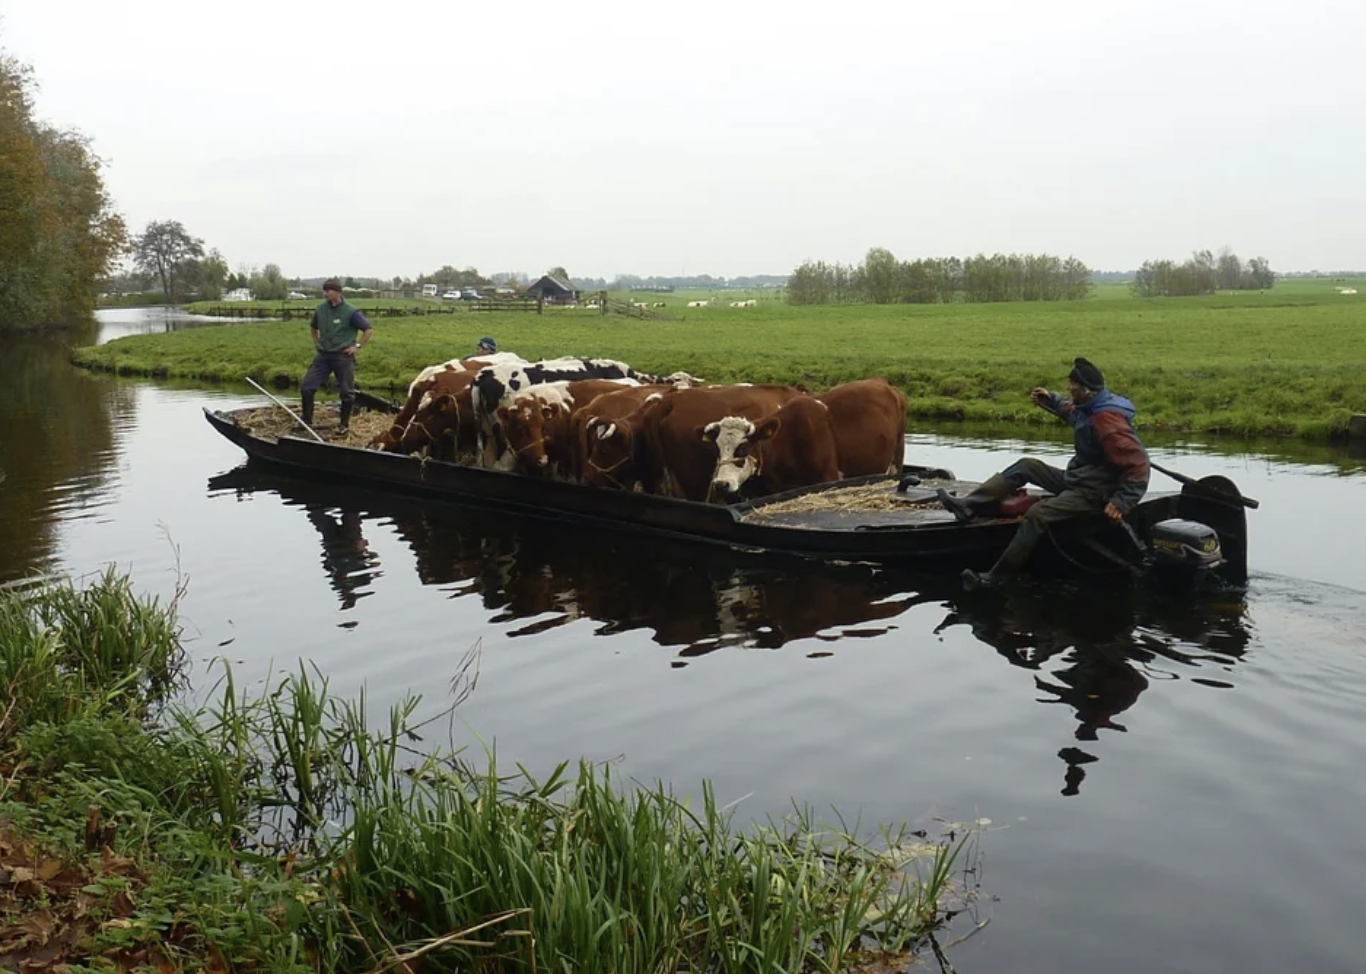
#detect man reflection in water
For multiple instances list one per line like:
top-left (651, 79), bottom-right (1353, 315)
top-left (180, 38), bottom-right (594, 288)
top-left (938, 587), bottom-right (1249, 796)
top-left (306, 506), bottom-right (380, 610)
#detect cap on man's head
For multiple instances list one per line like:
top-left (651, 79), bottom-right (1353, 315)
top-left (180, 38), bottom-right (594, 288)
top-left (322, 278), bottom-right (343, 293)
top-left (1069, 357), bottom-right (1105, 392)
top-left (477, 336), bottom-right (497, 353)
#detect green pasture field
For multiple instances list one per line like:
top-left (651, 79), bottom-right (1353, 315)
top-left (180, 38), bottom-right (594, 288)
top-left (77, 286), bottom-right (1366, 440)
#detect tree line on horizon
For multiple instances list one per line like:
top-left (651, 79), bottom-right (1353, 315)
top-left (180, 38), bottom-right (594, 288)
top-left (786, 248), bottom-right (1094, 306)
top-left (1129, 249), bottom-right (1274, 297)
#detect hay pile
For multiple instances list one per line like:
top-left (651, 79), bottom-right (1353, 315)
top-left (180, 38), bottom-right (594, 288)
top-left (743, 480), bottom-right (947, 519)
top-left (232, 405), bottom-right (396, 447)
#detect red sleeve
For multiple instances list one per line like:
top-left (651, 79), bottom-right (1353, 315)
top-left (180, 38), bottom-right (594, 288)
top-left (1092, 412), bottom-right (1149, 483)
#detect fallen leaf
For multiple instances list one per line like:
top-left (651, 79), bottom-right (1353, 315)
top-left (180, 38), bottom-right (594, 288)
top-left (8, 867), bottom-right (35, 884)
top-left (37, 859), bottom-right (63, 882)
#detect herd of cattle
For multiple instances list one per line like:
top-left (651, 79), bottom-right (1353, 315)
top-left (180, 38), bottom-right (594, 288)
top-left (367, 351), bottom-right (906, 503)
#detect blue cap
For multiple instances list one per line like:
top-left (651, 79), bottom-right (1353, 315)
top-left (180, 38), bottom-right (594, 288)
top-left (477, 336), bottom-right (497, 353)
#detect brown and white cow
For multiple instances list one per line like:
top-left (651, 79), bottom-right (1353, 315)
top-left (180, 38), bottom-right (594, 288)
top-left (496, 378), bottom-right (642, 478)
top-left (705, 397), bottom-right (841, 499)
top-left (706, 377), bottom-right (907, 499)
top-left (641, 384), bottom-right (805, 502)
top-left (471, 357), bottom-right (644, 468)
top-left (369, 352), bottom-right (526, 451)
top-left (390, 369), bottom-right (478, 459)
top-left (575, 385), bottom-right (679, 490)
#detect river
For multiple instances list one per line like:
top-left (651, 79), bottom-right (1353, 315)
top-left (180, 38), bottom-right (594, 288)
top-left (2, 308), bottom-right (1365, 973)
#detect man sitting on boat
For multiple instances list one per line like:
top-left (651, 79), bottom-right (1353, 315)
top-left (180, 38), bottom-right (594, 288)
top-left (937, 357), bottom-right (1151, 589)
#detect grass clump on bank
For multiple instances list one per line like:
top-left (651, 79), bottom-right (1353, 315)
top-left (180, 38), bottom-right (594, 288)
top-left (0, 570), bottom-right (976, 972)
top-left (71, 292), bottom-right (1366, 440)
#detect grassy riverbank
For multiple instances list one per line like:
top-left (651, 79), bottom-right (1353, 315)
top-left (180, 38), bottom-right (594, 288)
top-left (72, 289), bottom-right (1366, 439)
top-left (0, 571), bottom-right (972, 972)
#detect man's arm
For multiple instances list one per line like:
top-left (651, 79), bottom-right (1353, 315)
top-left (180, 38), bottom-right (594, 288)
top-left (348, 310), bottom-right (373, 354)
top-left (1093, 412), bottom-right (1150, 514)
top-left (1031, 387), bottom-right (1070, 419)
top-left (310, 309), bottom-right (320, 348)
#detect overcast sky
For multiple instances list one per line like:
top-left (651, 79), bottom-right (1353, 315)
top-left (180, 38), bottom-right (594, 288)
top-left (4, 0), bottom-right (1363, 280)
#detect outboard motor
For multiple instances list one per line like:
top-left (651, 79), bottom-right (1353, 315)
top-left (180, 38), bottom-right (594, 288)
top-left (1148, 518), bottom-right (1224, 585)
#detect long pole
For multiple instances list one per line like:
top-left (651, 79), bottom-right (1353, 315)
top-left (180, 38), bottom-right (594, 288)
top-left (1150, 461), bottom-right (1260, 509)
top-left (243, 376), bottom-right (325, 443)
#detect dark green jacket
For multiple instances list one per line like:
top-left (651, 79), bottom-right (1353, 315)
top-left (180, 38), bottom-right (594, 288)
top-left (311, 300), bottom-right (373, 353)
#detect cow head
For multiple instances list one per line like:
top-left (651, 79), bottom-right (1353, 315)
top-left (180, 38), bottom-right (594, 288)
top-left (582, 416), bottom-right (635, 489)
top-left (701, 415), bottom-right (778, 498)
top-left (399, 393), bottom-right (461, 455)
top-left (497, 400), bottom-right (557, 473)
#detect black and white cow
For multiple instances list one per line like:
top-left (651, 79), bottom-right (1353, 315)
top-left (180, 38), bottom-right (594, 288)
top-left (471, 358), bottom-right (643, 468)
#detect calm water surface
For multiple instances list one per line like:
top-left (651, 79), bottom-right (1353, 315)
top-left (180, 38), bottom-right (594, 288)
top-left (3, 310), bottom-right (1366, 973)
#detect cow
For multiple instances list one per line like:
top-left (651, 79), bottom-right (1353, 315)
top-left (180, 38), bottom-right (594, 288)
top-left (576, 386), bottom-right (680, 491)
top-left (705, 378), bottom-right (907, 499)
top-left (640, 384), bottom-right (805, 502)
top-left (496, 378), bottom-right (641, 478)
top-left (705, 397), bottom-right (840, 499)
top-left (470, 357), bottom-right (643, 468)
top-left (815, 378), bottom-right (906, 477)
top-left (387, 368), bottom-right (479, 459)
top-left (368, 353), bottom-right (524, 451)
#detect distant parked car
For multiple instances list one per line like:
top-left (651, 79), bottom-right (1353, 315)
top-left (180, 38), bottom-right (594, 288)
top-left (287, 291), bottom-right (308, 300)
top-left (461, 290), bottom-right (482, 301)
top-left (442, 290), bottom-right (461, 300)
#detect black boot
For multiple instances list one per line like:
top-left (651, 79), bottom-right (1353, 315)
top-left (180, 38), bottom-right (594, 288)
top-left (301, 391), bottom-right (315, 428)
top-left (938, 474), bottom-right (1013, 524)
top-left (962, 519), bottom-right (1043, 589)
top-left (338, 399), bottom-right (353, 436)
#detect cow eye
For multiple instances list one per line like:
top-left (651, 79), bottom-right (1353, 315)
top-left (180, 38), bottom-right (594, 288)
top-left (734, 443), bottom-right (749, 457)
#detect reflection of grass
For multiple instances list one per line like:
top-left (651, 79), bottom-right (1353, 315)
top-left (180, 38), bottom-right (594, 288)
top-left (73, 290), bottom-right (1366, 440)
top-left (2, 570), bottom-right (975, 972)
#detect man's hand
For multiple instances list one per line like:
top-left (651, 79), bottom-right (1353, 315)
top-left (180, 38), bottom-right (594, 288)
top-left (1104, 501), bottom-right (1124, 524)
top-left (1030, 387), bottom-right (1051, 407)
top-left (345, 345), bottom-right (358, 357)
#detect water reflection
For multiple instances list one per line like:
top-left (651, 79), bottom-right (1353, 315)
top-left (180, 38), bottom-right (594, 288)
top-left (208, 466), bottom-right (1255, 794)
top-left (933, 584), bottom-right (1250, 795)
top-left (0, 337), bottom-right (136, 583)
top-left (303, 505), bottom-right (382, 612)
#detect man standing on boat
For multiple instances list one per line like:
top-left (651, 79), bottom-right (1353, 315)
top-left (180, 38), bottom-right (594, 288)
top-left (301, 279), bottom-right (373, 436)
top-left (937, 357), bottom-right (1150, 589)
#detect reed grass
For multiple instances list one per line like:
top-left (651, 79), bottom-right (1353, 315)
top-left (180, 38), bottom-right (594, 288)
top-left (0, 571), bottom-right (977, 972)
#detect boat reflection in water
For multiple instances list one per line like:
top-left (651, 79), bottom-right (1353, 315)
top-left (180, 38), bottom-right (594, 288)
top-left (210, 466), bottom-right (1252, 794)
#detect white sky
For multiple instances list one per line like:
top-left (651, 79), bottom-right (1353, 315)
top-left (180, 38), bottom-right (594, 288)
top-left (4, 0), bottom-right (1364, 280)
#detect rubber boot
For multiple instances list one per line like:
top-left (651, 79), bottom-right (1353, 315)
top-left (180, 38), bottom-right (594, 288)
top-left (937, 474), bottom-right (1013, 524)
top-left (301, 391), bottom-right (315, 428)
top-left (338, 399), bottom-right (353, 436)
top-left (962, 519), bottom-right (1044, 590)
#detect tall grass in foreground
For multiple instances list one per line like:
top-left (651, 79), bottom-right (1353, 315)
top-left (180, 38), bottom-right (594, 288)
top-left (0, 571), bottom-right (978, 973)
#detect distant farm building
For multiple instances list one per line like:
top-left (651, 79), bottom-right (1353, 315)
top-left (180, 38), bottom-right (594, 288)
top-left (224, 288), bottom-right (254, 302)
top-left (524, 275), bottom-right (580, 304)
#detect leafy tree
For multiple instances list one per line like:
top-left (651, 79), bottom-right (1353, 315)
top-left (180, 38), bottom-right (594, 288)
top-left (249, 263), bottom-right (288, 301)
top-left (860, 247), bottom-right (899, 304)
top-left (131, 220), bottom-right (204, 305)
top-left (547, 266), bottom-right (571, 283)
top-left (1, 50), bottom-right (126, 327)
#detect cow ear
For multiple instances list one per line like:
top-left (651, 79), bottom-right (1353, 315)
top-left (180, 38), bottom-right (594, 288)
top-left (752, 418), bottom-right (779, 442)
top-left (437, 395), bottom-right (457, 412)
top-left (699, 422), bottom-right (720, 443)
